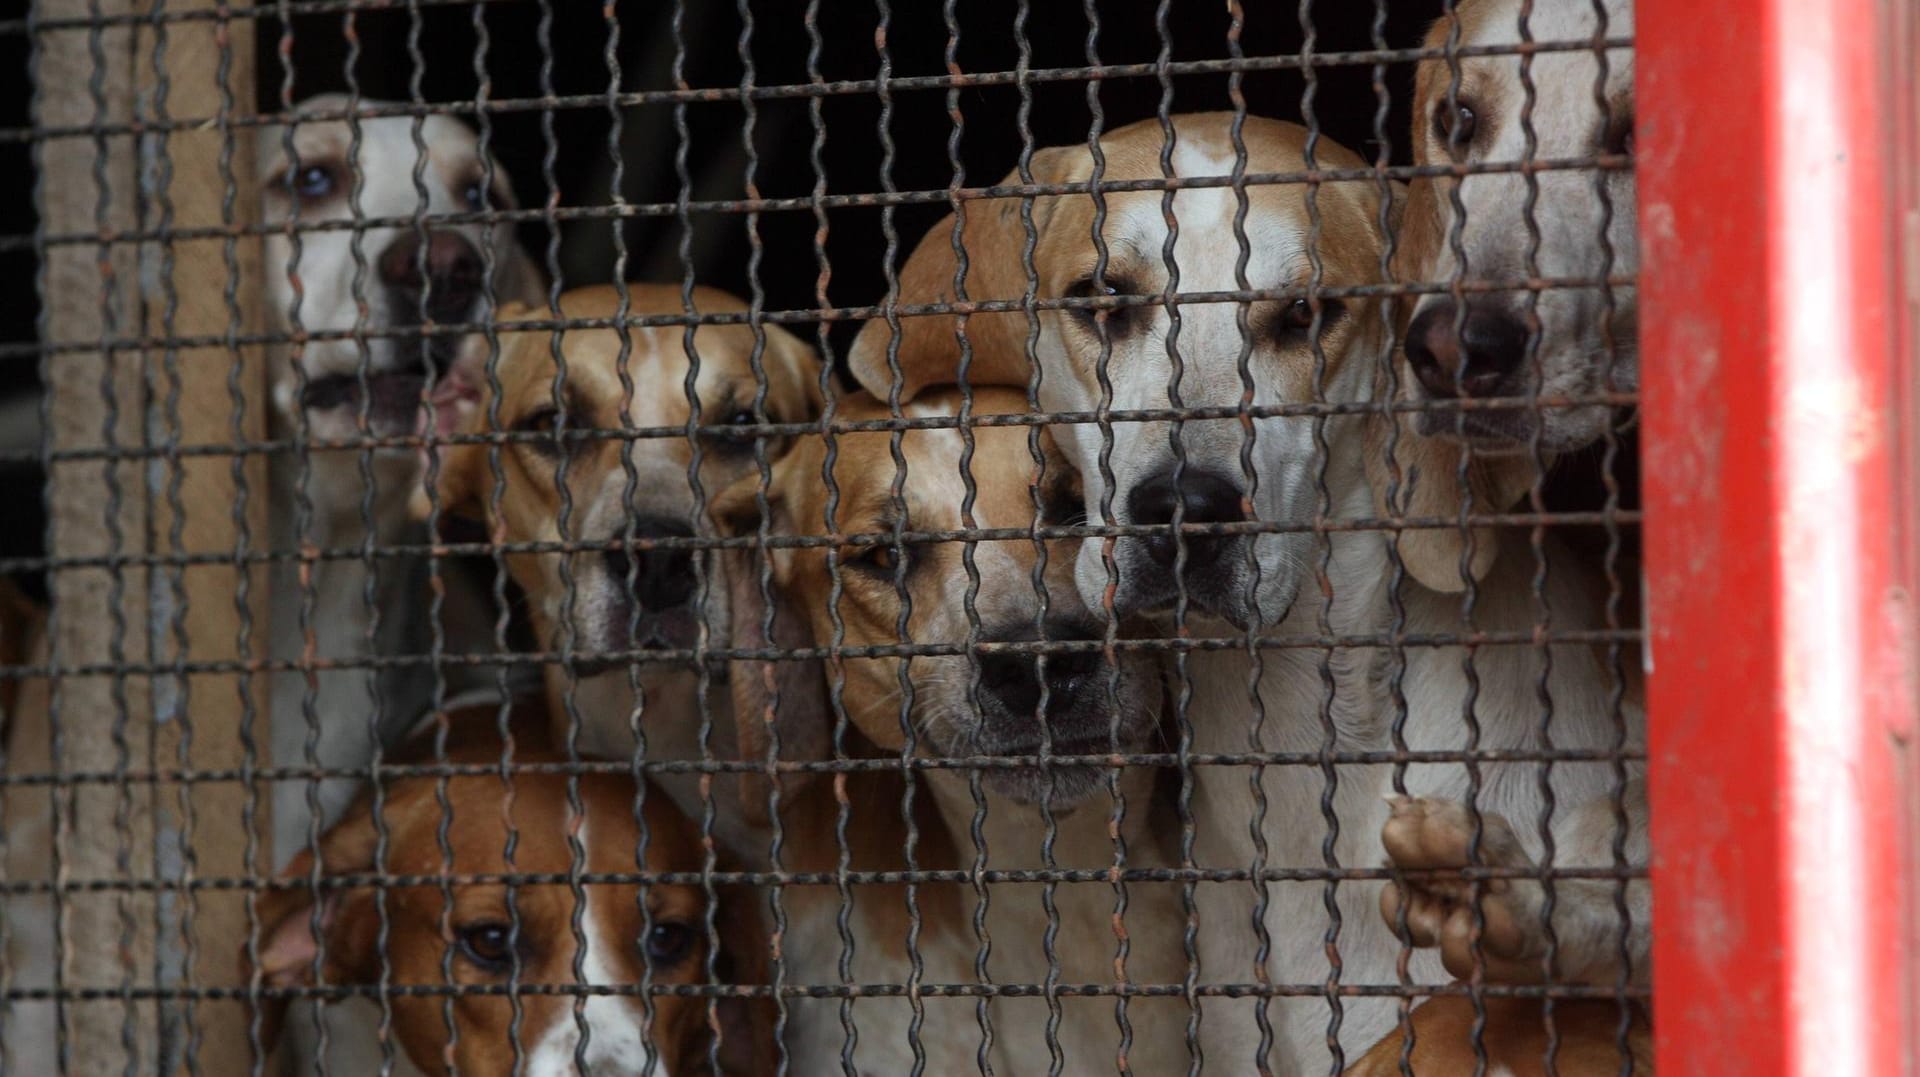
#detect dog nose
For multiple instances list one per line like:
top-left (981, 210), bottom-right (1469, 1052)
top-left (1126, 468), bottom-right (1246, 570)
top-left (603, 518), bottom-right (696, 612)
top-left (978, 621), bottom-right (1107, 722)
top-left (378, 230), bottom-right (484, 323)
top-left (1404, 300), bottom-right (1530, 399)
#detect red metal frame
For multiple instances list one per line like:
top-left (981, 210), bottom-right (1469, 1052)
top-left (1641, 0), bottom-right (1918, 1072)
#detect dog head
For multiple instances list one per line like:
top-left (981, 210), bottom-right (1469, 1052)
top-left (431, 284), bottom-right (824, 674)
top-left (712, 387), bottom-right (1163, 813)
top-left (1395, 0), bottom-right (1637, 453)
top-left (848, 113), bottom-right (1398, 631)
top-left (245, 711), bottom-right (773, 1075)
top-left (257, 95), bottom-right (545, 467)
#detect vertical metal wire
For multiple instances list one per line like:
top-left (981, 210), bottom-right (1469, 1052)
top-left (793, 4), bottom-right (837, 1071)
top-left (140, 6), bottom-right (198, 1067)
top-left (727, 6), bottom-right (775, 1071)
top-left (938, 9), bottom-right (1000, 1073)
top-left (1435, 4), bottom-right (1495, 1068)
top-left (1135, 6), bottom-right (1202, 1073)
top-left (264, 4), bottom-right (311, 1070)
top-left (460, 2), bottom-right (531, 1068)
top-left (1583, 1), bottom-right (1638, 1063)
top-left (598, 7), bottom-right (666, 1074)
top-left (81, 0), bottom-right (140, 1066)
top-left (1366, 3), bottom-right (1420, 1074)
top-left (1290, 8), bottom-right (1351, 1073)
top-left (1218, 4), bottom-right (1276, 1072)
top-left (871, 6), bottom-right (930, 1071)
top-left (1507, 5), bottom-right (1570, 1071)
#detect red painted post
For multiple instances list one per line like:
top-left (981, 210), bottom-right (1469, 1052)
top-left (1639, 0), bottom-right (1918, 1073)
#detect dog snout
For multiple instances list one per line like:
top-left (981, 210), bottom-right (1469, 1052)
top-left (379, 229), bottom-right (484, 326)
top-left (1126, 468), bottom-right (1246, 571)
top-left (978, 628), bottom-right (1106, 723)
top-left (605, 518), bottom-right (697, 612)
top-left (1404, 301), bottom-right (1530, 399)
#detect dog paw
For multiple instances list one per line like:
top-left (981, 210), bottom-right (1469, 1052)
top-left (1378, 795), bottom-right (1546, 983)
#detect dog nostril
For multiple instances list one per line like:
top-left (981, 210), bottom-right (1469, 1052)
top-left (379, 230), bottom-right (484, 317)
top-left (979, 651), bottom-right (1043, 720)
top-left (1125, 468), bottom-right (1246, 570)
top-left (607, 519), bottom-right (698, 613)
top-left (1406, 301), bottom-right (1529, 400)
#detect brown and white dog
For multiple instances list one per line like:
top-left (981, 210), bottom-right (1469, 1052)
top-left (246, 703), bottom-right (773, 1076)
top-left (429, 283), bottom-right (824, 860)
top-left (850, 111), bottom-right (1645, 1071)
top-left (709, 386), bottom-right (1190, 1073)
top-left (258, 95), bottom-right (546, 870)
top-left (1344, 992), bottom-right (1651, 1076)
top-left (1392, 0), bottom-right (1636, 456)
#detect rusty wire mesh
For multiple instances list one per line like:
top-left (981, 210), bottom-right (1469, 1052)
top-left (1, 1), bottom-right (1644, 1074)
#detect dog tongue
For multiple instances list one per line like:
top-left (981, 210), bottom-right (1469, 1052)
top-left (425, 372), bottom-right (481, 437)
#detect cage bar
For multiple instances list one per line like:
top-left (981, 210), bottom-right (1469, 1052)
top-left (1639, 0), bottom-right (1919, 1072)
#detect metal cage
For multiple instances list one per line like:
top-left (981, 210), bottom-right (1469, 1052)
top-left (0, 1), bottom-right (1912, 1074)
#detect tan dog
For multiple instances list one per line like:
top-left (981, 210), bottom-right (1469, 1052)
top-left (1345, 993), bottom-right (1651, 1076)
top-left (247, 703), bottom-right (773, 1076)
top-left (258, 95), bottom-right (547, 873)
top-left (848, 112), bottom-right (1645, 1071)
top-left (710, 386), bottom-right (1190, 1073)
top-left (1371, 0), bottom-right (1638, 593)
top-left (430, 283), bottom-right (824, 861)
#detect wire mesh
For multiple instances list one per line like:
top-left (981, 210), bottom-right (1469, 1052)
top-left (2, 1), bottom-right (1646, 1074)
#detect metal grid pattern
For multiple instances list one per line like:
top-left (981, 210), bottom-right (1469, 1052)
top-left (0, 1), bottom-right (1645, 1074)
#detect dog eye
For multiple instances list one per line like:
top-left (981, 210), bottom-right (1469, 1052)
top-left (726, 408), bottom-right (757, 427)
top-left (1433, 101), bottom-right (1478, 151)
top-left (847, 541), bottom-right (902, 576)
top-left (456, 921), bottom-right (516, 972)
top-left (1064, 275), bottom-right (1140, 338)
top-left (462, 180), bottom-right (500, 212)
top-left (1274, 298), bottom-right (1345, 339)
top-left (516, 407), bottom-right (567, 455)
top-left (287, 164), bottom-right (337, 201)
top-left (642, 922), bottom-right (697, 967)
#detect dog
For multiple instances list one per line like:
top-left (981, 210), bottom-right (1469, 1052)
top-left (1373, 0), bottom-right (1640, 595)
top-left (709, 386), bottom-right (1191, 1073)
top-left (245, 701), bottom-right (773, 1075)
top-left (0, 577), bottom-right (56, 1069)
top-left (1392, 0), bottom-right (1636, 457)
top-left (258, 95), bottom-right (546, 871)
top-left (1344, 992), bottom-right (1651, 1075)
top-left (428, 282), bottom-right (825, 861)
top-left (847, 111), bottom-right (1646, 1071)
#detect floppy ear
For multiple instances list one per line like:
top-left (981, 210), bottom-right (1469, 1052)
top-left (754, 322), bottom-right (830, 423)
top-left (710, 473), bottom-right (830, 829)
top-left (413, 300), bottom-right (539, 524)
top-left (703, 881), bottom-right (778, 1076)
top-left (847, 145), bottom-right (1082, 402)
top-left (239, 800), bottom-right (383, 1053)
top-left (1364, 408), bottom-right (1535, 592)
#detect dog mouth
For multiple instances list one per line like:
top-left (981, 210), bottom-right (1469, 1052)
top-left (299, 370), bottom-right (480, 440)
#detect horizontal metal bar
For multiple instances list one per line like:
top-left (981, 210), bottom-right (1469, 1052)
top-left (8, 272), bottom-right (1637, 361)
top-left (0, 39), bottom-right (1634, 138)
top-left (0, 389), bottom-right (1642, 468)
top-left (0, 745), bottom-right (1649, 790)
top-left (0, 862), bottom-right (1648, 899)
top-left (3, 980), bottom-right (1649, 1004)
top-left (0, 627), bottom-right (1647, 682)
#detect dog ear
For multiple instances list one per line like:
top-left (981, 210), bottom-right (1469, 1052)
top-left (709, 472), bottom-right (830, 829)
top-left (1364, 408), bottom-right (1534, 592)
top-left (239, 799), bottom-right (384, 1054)
top-left (754, 321), bottom-right (830, 424)
top-left (415, 301), bottom-right (540, 525)
top-left (847, 145), bottom-right (1082, 403)
top-left (701, 881), bottom-right (778, 1076)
